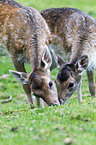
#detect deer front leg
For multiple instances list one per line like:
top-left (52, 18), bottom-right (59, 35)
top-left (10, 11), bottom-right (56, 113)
top-left (11, 59), bottom-right (33, 108)
top-left (77, 79), bottom-right (82, 103)
top-left (35, 97), bottom-right (41, 107)
top-left (35, 97), bottom-right (47, 108)
top-left (22, 84), bottom-right (33, 108)
top-left (86, 67), bottom-right (95, 98)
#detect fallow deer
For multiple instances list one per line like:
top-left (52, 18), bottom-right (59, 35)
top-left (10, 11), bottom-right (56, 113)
top-left (0, 1), bottom-right (60, 107)
top-left (40, 8), bottom-right (96, 104)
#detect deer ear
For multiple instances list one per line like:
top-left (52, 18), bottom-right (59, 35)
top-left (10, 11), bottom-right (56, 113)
top-left (9, 70), bottom-right (28, 84)
top-left (76, 55), bottom-right (89, 73)
top-left (51, 50), bottom-right (66, 67)
top-left (41, 46), bottom-right (52, 69)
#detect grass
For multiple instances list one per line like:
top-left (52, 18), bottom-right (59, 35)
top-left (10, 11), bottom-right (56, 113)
top-left (0, 0), bottom-right (96, 145)
top-left (17, 0), bottom-right (96, 19)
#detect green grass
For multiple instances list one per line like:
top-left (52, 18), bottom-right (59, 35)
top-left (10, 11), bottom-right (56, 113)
top-left (17, 0), bottom-right (96, 19)
top-left (0, 0), bottom-right (96, 145)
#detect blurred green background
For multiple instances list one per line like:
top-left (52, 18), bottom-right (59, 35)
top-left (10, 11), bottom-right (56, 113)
top-left (17, 0), bottom-right (96, 19)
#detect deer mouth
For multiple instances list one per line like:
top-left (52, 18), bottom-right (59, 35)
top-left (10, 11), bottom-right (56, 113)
top-left (59, 98), bottom-right (68, 105)
top-left (50, 101), bottom-right (60, 106)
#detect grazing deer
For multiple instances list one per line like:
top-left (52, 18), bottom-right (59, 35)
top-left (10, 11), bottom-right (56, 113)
top-left (40, 8), bottom-right (96, 104)
top-left (0, 0), bottom-right (60, 107)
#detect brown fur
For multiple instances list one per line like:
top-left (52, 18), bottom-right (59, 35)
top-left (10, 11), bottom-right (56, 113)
top-left (40, 8), bottom-right (96, 104)
top-left (0, 1), bottom-right (60, 107)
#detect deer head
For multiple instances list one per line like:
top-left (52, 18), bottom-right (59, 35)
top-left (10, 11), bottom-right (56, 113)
top-left (55, 55), bottom-right (89, 104)
top-left (9, 47), bottom-right (60, 106)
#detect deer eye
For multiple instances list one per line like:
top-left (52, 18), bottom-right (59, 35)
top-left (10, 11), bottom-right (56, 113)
top-left (49, 81), bottom-right (53, 89)
top-left (68, 82), bottom-right (74, 89)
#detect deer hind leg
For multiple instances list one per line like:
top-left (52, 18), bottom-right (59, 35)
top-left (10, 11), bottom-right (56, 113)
top-left (11, 58), bottom-right (33, 108)
top-left (86, 67), bottom-right (95, 98)
top-left (77, 79), bottom-right (82, 103)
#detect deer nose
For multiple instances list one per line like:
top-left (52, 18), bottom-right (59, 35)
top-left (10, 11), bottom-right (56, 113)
top-left (59, 98), bottom-right (68, 105)
top-left (59, 98), bottom-right (63, 104)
